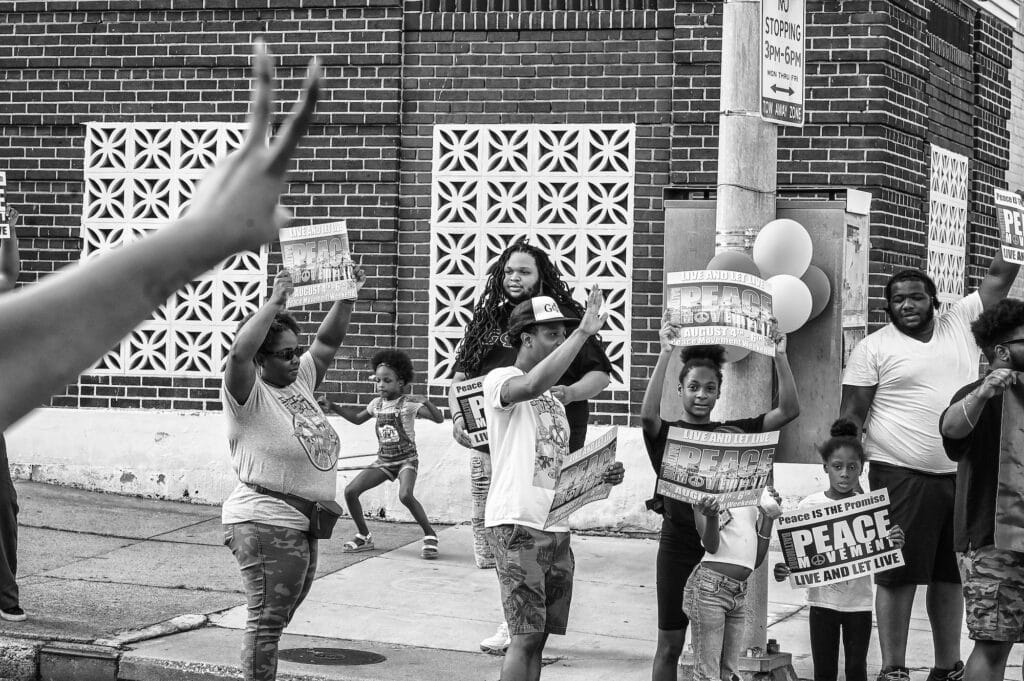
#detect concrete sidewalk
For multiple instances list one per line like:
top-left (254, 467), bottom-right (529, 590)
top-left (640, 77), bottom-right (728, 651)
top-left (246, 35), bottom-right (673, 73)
top-left (2, 481), bottom-right (1022, 680)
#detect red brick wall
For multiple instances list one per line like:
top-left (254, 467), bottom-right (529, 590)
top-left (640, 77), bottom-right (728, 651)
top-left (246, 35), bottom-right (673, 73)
top-left (1, 1), bottom-right (404, 411)
top-left (1, 0), bottom-right (1017, 423)
top-left (401, 4), bottom-right (675, 422)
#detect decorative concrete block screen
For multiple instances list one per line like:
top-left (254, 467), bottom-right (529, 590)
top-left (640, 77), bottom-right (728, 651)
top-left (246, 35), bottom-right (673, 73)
top-left (82, 123), bottom-right (265, 376)
top-left (428, 124), bottom-right (634, 389)
top-left (927, 144), bottom-right (968, 311)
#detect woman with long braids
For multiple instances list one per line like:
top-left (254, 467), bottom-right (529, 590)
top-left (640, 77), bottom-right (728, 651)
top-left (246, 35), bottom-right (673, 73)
top-left (447, 238), bottom-right (612, 653)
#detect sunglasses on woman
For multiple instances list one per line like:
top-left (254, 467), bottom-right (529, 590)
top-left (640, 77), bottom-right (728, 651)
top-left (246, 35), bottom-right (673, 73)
top-left (264, 346), bottom-right (304, 361)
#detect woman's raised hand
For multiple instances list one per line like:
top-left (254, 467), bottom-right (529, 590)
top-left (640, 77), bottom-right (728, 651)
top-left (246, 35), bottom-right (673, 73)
top-left (270, 269), bottom-right (294, 306)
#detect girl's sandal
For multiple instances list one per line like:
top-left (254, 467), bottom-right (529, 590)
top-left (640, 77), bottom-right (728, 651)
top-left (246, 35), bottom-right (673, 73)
top-left (343, 533), bottom-right (373, 553)
top-left (421, 535), bottom-right (439, 560)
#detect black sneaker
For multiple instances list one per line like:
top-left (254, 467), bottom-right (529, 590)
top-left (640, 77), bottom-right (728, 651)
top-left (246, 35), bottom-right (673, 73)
top-left (925, 661), bottom-right (964, 681)
top-left (0, 606), bottom-right (26, 622)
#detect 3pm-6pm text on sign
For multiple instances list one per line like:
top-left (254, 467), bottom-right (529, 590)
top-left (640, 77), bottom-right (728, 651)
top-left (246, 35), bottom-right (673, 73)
top-left (760, 0), bottom-right (805, 127)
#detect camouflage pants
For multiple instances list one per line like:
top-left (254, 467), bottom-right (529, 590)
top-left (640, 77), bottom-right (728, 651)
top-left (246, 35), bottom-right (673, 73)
top-left (470, 450), bottom-right (494, 568)
top-left (224, 523), bottom-right (319, 681)
top-left (958, 545), bottom-right (1024, 642)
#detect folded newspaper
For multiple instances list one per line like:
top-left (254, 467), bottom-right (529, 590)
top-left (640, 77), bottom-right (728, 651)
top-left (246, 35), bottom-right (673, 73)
top-left (544, 428), bottom-right (617, 529)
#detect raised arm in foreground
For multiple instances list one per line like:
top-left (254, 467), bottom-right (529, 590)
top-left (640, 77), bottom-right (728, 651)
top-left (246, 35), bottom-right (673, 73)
top-left (0, 42), bottom-right (319, 431)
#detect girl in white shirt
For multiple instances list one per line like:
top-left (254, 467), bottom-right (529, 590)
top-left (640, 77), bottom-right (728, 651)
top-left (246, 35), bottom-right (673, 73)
top-left (773, 419), bottom-right (905, 681)
top-left (684, 471), bottom-right (783, 681)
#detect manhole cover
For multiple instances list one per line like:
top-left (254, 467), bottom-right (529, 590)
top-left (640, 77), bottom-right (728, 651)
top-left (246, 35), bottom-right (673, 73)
top-left (277, 647), bottom-right (386, 666)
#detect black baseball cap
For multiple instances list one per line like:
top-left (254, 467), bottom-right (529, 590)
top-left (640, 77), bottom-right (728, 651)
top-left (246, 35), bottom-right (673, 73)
top-left (508, 296), bottom-right (580, 338)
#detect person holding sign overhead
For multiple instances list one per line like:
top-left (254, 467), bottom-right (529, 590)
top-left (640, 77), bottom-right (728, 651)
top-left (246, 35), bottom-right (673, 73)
top-left (641, 319), bottom-right (797, 681)
top-left (940, 298), bottom-right (1024, 681)
top-left (773, 419), bottom-right (905, 681)
top-left (447, 239), bottom-right (611, 653)
top-left (482, 290), bottom-right (624, 681)
top-left (841, 250), bottom-right (1019, 681)
top-left (221, 264), bottom-right (364, 681)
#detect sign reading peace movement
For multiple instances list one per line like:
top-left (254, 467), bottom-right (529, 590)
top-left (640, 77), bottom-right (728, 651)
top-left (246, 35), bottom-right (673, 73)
top-left (994, 189), bottom-right (1024, 265)
top-left (656, 426), bottom-right (778, 510)
top-left (452, 376), bottom-right (488, 448)
top-left (777, 490), bottom-right (904, 588)
top-left (665, 270), bottom-right (776, 357)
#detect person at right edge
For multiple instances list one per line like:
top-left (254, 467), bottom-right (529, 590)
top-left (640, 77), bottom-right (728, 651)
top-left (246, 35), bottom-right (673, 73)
top-left (0, 208), bottom-right (23, 622)
top-left (940, 298), bottom-right (1024, 681)
top-left (841, 247), bottom-right (1019, 681)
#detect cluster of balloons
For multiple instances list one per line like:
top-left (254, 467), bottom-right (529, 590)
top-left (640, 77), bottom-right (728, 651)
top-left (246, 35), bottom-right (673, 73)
top-left (706, 218), bottom-right (832, 362)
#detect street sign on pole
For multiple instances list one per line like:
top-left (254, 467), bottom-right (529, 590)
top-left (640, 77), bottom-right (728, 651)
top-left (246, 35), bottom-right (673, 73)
top-left (760, 0), bottom-right (805, 127)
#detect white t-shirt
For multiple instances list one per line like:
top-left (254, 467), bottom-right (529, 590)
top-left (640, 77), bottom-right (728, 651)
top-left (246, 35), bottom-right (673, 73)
top-left (798, 492), bottom-right (873, 612)
top-left (700, 506), bottom-right (759, 571)
top-left (842, 291), bottom-right (982, 473)
top-left (221, 353), bottom-right (341, 530)
top-left (483, 366), bottom-right (571, 532)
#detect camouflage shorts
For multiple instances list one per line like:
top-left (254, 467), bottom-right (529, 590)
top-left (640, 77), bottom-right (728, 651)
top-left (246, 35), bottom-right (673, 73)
top-left (958, 545), bottom-right (1024, 642)
top-left (486, 524), bottom-right (574, 636)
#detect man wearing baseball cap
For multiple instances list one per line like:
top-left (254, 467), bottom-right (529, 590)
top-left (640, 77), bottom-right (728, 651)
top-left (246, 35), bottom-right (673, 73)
top-left (482, 288), bottom-right (626, 681)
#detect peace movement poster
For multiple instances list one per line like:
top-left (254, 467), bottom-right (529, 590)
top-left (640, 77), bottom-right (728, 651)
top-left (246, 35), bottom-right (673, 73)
top-left (664, 270), bottom-right (775, 356)
top-left (545, 428), bottom-right (618, 529)
top-left (655, 427), bottom-right (777, 510)
top-left (280, 220), bottom-right (358, 306)
top-left (776, 490), bottom-right (903, 588)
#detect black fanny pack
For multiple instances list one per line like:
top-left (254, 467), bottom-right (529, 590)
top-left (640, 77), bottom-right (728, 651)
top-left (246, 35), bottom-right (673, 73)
top-left (246, 484), bottom-right (344, 539)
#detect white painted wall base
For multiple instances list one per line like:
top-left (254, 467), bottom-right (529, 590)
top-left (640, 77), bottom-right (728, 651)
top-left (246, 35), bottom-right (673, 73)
top-left (6, 408), bottom-right (843, 532)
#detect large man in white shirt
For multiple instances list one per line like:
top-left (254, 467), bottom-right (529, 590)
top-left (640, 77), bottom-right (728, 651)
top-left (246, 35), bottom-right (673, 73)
top-left (483, 290), bottom-right (624, 681)
top-left (841, 252), bottom-right (1019, 681)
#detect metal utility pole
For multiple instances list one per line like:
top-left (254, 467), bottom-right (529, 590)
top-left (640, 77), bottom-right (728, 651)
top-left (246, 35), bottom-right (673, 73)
top-left (714, 0), bottom-right (778, 655)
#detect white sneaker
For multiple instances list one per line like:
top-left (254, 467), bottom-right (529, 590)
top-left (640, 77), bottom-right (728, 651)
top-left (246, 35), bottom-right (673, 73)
top-left (479, 621), bottom-right (510, 654)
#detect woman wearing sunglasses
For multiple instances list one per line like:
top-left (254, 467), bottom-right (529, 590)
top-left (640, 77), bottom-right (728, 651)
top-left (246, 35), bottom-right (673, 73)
top-left (220, 266), bottom-right (364, 681)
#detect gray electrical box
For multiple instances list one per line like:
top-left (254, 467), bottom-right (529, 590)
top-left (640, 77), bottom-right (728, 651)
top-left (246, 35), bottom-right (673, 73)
top-left (660, 196), bottom-right (869, 464)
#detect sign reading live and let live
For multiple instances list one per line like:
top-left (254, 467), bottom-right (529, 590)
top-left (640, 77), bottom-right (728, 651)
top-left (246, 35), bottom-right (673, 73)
top-left (760, 0), bottom-right (805, 127)
top-left (656, 427), bottom-right (777, 510)
top-left (997, 382), bottom-right (1024, 552)
top-left (665, 270), bottom-right (776, 357)
top-left (0, 171), bottom-right (9, 239)
top-left (545, 428), bottom-right (618, 529)
top-left (994, 189), bottom-right (1024, 265)
top-left (452, 376), bottom-right (488, 448)
top-left (777, 490), bottom-right (904, 588)
top-left (280, 220), bottom-right (358, 306)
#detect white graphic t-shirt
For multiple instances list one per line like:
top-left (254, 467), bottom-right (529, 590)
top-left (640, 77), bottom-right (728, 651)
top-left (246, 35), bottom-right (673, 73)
top-left (842, 291), bottom-right (982, 473)
top-left (221, 353), bottom-right (341, 530)
top-left (483, 366), bottom-right (571, 532)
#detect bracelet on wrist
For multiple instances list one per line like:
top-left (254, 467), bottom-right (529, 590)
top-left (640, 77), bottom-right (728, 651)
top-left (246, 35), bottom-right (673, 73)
top-left (961, 400), bottom-right (977, 429)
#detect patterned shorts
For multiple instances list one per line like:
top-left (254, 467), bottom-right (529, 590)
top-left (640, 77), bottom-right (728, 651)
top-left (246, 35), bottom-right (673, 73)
top-left (486, 524), bottom-right (574, 636)
top-left (958, 545), bottom-right (1024, 642)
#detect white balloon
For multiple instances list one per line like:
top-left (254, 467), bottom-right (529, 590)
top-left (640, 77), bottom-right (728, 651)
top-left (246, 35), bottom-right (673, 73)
top-left (723, 345), bottom-right (752, 363)
top-left (753, 219), bottom-right (813, 278)
top-left (766, 274), bottom-right (813, 334)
